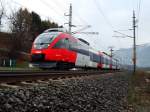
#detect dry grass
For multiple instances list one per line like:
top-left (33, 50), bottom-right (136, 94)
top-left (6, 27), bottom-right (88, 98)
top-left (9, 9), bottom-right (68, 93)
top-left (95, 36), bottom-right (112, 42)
top-left (128, 70), bottom-right (150, 112)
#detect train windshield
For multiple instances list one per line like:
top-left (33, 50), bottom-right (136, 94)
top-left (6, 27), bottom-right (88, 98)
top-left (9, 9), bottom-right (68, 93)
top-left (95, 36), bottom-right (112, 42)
top-left (34, 32), bottom-right (59, 49)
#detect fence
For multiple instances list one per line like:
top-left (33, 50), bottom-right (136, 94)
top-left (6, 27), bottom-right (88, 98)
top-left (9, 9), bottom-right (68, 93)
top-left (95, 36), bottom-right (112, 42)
top-left (0, 58), bottom-right (16, 67)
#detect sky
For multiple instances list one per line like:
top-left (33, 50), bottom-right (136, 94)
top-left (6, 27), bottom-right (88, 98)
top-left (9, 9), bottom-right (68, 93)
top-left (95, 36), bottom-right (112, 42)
top-left (1, 0), bottom-right (150, 52)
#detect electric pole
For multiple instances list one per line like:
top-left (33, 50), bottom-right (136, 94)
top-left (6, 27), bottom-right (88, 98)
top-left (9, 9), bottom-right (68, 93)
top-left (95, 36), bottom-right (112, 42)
top-left (109, 46), bottom-right (114, 57)
top-left (65, 4), bottom-right (97, 35)
top-left (69, 4), bottom-right (72, 34)
top-left (113, 11), bottom-right (137, 74)
top-left (133, 10), bottom-right (136, 74)
top-left (65, 3), bottom-right (73, 34)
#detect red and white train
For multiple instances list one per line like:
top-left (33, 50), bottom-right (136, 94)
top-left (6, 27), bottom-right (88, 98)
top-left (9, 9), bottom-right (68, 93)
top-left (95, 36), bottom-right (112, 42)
top-left (30, 28), bottom-right (119, 70)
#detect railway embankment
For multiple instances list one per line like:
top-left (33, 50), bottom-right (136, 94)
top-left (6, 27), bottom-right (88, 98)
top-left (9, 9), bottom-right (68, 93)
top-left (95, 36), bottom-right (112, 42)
top-left (0, 72), bottom-right (131, 112)
top-left (127, 71), bottom-right (150, 112)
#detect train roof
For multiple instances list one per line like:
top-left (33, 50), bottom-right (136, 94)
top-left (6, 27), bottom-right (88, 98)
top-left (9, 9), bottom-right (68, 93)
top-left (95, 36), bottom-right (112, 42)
top-left (78, 38), bottom-right (90, 45)
top-left (102, 52), bottom-right (111, 57)
top-left (44, 28), bottom-right (68, 33)
top-left (43, 28), bottom-right (91, 47)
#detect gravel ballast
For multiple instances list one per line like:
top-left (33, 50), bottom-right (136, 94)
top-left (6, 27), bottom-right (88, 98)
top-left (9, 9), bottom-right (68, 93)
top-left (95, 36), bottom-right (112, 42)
top-left (0, 72), bottom-right (129, 112)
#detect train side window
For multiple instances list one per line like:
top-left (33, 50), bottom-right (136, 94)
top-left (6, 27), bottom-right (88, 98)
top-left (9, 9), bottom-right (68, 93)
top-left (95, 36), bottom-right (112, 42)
top-left (107, 59), bottom-right (110, 65)
top-left (99, 56), bottom-right (101, 63)
top-left (107, 59), bottom-right (109, 65)
top-left (101, 56), bottom-right (104, 64)
top-left (53, 39), bottom-right (65, 48)
top-left (110, 60), bottom-right (112, 65)
top-left (93, 54), bottom-right (100, 63)
top-left (105, 59), bottom-right (108, 65)
top-left (69, 40), bottom-right (78, 50)
top-left (53, 38), bottom-right (70, 49)
top-left (108, 59), bottom-right (110, 65)
top-left (105, 59), bottom-right (107, 65)
top-left (113, 61), bottom-right (115, 65)
top-left (64, 38), bottom-right (69, 48)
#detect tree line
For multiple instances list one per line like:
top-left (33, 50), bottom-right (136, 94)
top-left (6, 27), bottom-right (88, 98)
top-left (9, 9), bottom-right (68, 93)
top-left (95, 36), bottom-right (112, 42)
top-left (0, 6), bottom-right (61, 59)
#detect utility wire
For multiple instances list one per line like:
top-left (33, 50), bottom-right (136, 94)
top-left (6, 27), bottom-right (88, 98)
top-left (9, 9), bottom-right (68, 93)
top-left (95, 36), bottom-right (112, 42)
top-left (76, 14), bottom-right (89, 26)
top-left (50, 0), bottom-right (86, 25)
top-left (11, 0), bottom-right (26, 8)
top-left (73, 16), bottom-right (87, 26)
top-left (136, 0), bottom-right (142, 43)
top-left (16, 0), bottom-right (65, 25)
top-left (51, 0), bottom-right (66, 13)
top-left (46, 0), bottom-right (67, 17)
top-left (39, 0), bottom-right (64, 17)
top-left (39, 0), bottom-right (84, 27)
top-left (30, 0), bottom-right (90, 30)
top-left (39, 0), bottom-right (68, 24)
top-left (137, 0), bottom-right (142, 20)
top-left (93, 0), bottom-right (114, 30)
top-left (69, 4), bottom-right (88, 26)
top-left (10, 0), bottom-right (57, 23)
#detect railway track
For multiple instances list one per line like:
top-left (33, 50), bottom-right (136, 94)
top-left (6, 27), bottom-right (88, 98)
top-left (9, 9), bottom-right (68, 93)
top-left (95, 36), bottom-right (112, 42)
top-left (0, 70), bottom-right (119, 88)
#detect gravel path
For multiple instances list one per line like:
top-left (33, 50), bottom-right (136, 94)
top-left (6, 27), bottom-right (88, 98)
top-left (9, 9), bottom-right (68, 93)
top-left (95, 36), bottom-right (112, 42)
top-left (0, 72), bottom-right (130, 112)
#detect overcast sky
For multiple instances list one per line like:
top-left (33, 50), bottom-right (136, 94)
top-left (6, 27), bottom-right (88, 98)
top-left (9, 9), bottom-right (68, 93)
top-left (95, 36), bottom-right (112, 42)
top-left (2, 0), bottom-right (150, 52)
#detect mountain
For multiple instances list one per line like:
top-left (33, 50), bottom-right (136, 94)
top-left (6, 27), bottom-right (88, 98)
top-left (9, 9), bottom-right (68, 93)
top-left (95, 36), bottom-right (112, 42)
top-left (114, 43), bottom-right (150, 67)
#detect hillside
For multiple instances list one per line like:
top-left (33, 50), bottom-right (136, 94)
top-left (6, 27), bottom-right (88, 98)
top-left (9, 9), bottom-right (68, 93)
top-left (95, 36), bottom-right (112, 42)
top-left (114, 43), bottom-right (150, 67)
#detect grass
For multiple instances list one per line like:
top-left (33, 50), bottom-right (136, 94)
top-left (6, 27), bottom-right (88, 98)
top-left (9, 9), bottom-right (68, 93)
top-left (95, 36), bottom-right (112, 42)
top-left (0, 61), bottom-right (41, 71)
top-left (128, 70), bottom-right (150, 112)
top-left (0, 67), bottom-right (40, 71)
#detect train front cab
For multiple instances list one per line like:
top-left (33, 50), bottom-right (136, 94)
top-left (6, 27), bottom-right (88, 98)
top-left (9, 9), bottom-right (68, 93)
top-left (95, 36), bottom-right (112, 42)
top-left (30, 32), bottom-right (77, 69)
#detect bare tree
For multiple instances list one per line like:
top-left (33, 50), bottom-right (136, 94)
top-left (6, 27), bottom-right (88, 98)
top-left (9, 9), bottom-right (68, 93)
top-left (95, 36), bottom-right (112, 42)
top-left (0, 0), bottom-right (5, 31)
top-left (8, 8), bottom-right (32, 57)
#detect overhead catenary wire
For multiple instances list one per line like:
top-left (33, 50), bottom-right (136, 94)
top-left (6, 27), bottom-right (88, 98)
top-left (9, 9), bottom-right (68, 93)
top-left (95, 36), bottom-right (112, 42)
top-left (66, 4), bottom-right (89, 27)
top-left (10, 0), bottom-right (64, 25)
top-left (136, 0), bottom-right (142, 43)
top-left (91, 0), bottom-right (119, 50)
top-left (51, 0), bottom-right (65, 11)
top-left (75, 14), bottom-right (89, 26)
top-left (92, 0), bottom-right (114, 30)
top-left (137, 0), bottom-right (142, 20)
top-left (10, 0), bottom-right (26, 9)
top-left (113, 0), bottom-right (139, 50)
top-left (38, 0), bottom-right (85, 28)
top-left (12, 0), bottom-right (90, 31)
top-left (39, 0), bottom-right (64, 17)
top-left (38, 0), bottom-right (68, 24)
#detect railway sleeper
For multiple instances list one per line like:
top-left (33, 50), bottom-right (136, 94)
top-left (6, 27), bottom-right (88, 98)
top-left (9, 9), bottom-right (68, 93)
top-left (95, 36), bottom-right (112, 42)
top-left (0, 83), bottom-right (19, 88)
top-left (20, 81), bottom-right (38, 86)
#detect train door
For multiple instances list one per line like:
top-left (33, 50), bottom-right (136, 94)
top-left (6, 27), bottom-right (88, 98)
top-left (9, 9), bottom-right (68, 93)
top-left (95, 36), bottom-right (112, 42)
top-left (110, 57), bottom-right (112, 69)
top-left (61, 38), bottom-right (76, 63)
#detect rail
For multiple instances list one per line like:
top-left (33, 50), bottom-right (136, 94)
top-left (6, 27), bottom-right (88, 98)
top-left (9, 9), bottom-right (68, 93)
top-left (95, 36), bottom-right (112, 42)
top-left (0, 70), bottom-right (120, 87)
